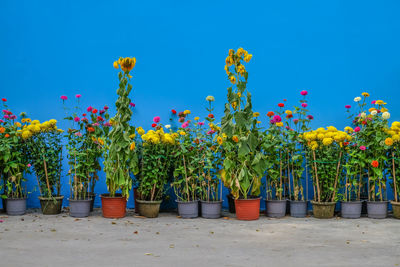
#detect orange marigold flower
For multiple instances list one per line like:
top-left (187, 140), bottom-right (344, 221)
top-left (371, 160), bottom-right (379, 168)
top-left (267, 111), bottom-right (274, 117)
top-left (0, 127), bottom-right (5, 133)
top-left (87, 127), bottom-right (95, 133)
top-left (232, 135), bottom-right (239, 143)
top-left (5, 134), bottom-right (10, 138)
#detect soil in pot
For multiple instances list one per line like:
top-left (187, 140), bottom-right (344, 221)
top-left (39, 196), bottom-right (64, 215)
top-left (290, 200), bottom-right (307, 218)
top-left (176, 200), bottom-right (198, 218)
top-left (6, 198), bottom-right (27, 216)
top-left (391, 201), bottom-right (400, 219)
top-left (101, 194), bottom-right (127, 218)
top-left (137, 199), bottom-right (162, 218)
top-left (367, 201), bottom-right (388, 219)
top-left (235, 197), bottom-right (260, 221)
top-left (200, 200), bottom-right (222, 219)
top-left (227, 194), bottom-right (236, 213)
top-left (69, 198), bottom-right (92, 218)
top-left (340, 201), bottom-right (362, 219)
top-left (265, 199), bottom-right (287, 218)
top-left (311, 201), bottom-right (336, 219)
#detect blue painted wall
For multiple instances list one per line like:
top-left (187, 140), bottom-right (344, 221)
top-left (1, 0), bottom-right (400, 209)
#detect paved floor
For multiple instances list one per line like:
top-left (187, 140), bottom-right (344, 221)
top-left (0, 209), bottom-right (399, 267)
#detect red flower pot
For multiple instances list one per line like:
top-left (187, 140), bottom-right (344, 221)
top-left (101, 194), bottom-right (127, 218)
top-left (234, 197), bottom-right (261, 220)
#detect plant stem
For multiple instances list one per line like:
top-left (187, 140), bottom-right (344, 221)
top-left (312, 150), bottom-right (321, 202)
top-left (393, 152), bottom-right (398, 202)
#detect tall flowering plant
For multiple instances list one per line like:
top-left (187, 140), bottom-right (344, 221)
top-left (220, 48), bottom-right (267, 199)
top-left (103, 57), bottom-right (139, 198)
top-left (384, 121), bottom-right (400, 202)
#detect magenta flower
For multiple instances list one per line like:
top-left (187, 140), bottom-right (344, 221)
top-left (104, 105), bottom-right (109, 110)
top-left (302, 103), bottom-right (308, 108)
top-left (345, 105), bottom-right (351, 109)
top-left (198, 122), bottom-right (204, 126)
top-left (27, 164), bottom-right (31, 168)
top-left (371, 100), bottom-right (376, 104)
top-left (10, 115), bottom-right (16, 120)
top-left (129, 102), bottom-right (135, 107)
top-left (75, 94), bottom-right (82, 98)
top-left (3, 115), bottom-right (9, 119)
top-left (93, 123), bottom-right (100, 127)
top-left (75, 132), bottom-right (82, 137)
top-left (74, 117), bottom-right (80, 122)
top-left (354, 126), bottom-right (361, 132)
top-left (99, 109), bottom-right (105, 115)
top-left (87, 106), bottom-right (93, 112)
top-left (273, 115), bottom-right (282, 123)
top-left (359, 146), bottom-right (366, 151)
top-left (153, 116), bottom-right (161, 123)
top-left (293, 119), bottom-right (299, 124)
top-left (0, 119), bottom-right (4, 123)
top-left (182, 122), bottom-right (189, 128)
top-left (81, 117), bottom-right (88, 122)
top-left (300, 90), bottom-right (308, 96)
top-left (307, 115), bottom-right (314, 120)
top-left (104, 122), bottom-right (111, 127)
top-left (60, 95), bottom-right (68, 101)
top-left (207, 130), bottom-right (215, 135)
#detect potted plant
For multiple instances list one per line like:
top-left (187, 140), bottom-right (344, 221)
top-left (102, 57), bottom-right (139, 218)
top-left (220, 48), bottom-right (267, 220)
top-left (23, 118), bottom-right (64, 214)
top-left (301, 127), bottom-right (350, 218)
top-left (348, 94), bottom-right (389, 219)
top-left (63, 95), bottom-right (111, 217)
top-left (386, 121), bottom-right (400, 219)
top-left (136, 119), bottom-right (177, 218)
top-left (199, 96), bottom-right (224, 219)
top-left (0, 103), bottom-right (30, 215)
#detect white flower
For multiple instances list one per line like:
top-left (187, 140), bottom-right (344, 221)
top-left (360, 112), bottom-right (366, 118)
top-left (206, 95), bottom-right (215, 102)
top-left (382, 112), bottom-right (391, 120)
top-left (354, 97), bottom-right (362, 102)
top-left (165, 124), bottom-right (171, 129)
top-left (371, 110), bottom-right (377, 116)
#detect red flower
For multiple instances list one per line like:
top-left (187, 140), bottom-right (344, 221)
top-left (97, 116), bottom-right (104, 122)
top-left (208, 114), bottom-right (214, 118)
top-left (283, 99), bottom-right (287, 102)
top-left (1, 98), bottom-right (6, 102)
top-left (267, 111), bottom-right (274, 117)
top-left (343, 142), bottom-right (349, 146)
top-left (82, 113), bottom-right (87, 117)
top-left (171, 109), bottom-right (177, 114)
top-left (286, 114), bottom-right (293, 119)
top-left (362, 121), bottom-right (367, 125)
top-left (87, 127), bottom-right (95, 133)
top-left (92, 109), bottom-right (98, 114)
top-left (104, 105), bottom-right (109, 110)
top-left (278, 103), bottom-right (284, 108)
top-left (371, 160), bottom-right (379, 168)
top-left (151, 123), bottom-right (157, 128)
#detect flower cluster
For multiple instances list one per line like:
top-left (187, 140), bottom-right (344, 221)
top-left (301, 127), bottom-right (352, 150)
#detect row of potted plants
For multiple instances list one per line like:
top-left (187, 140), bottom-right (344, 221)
top-left (1, 50), bottom-right (399, 221)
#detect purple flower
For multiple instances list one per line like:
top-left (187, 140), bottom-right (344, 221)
top-left (104, 105), bottom-right (109, 110)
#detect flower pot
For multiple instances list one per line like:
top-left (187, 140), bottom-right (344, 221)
top-left (2, 198), bottom-right (7, 213)
top-left (136, 199), bottom-right (162, 218)
top-left (367, 201), bottom-right (388, 219)
top-left (341, 201), bottom-right (362, 219)
top-left (133, 188), bottom-right (139, 214)
top-left (6, 198), bottom-right (26, 216)
top-left (311, 201), bottom-right (336, 219)
top-left (290, 200), bottom-right (307, 218)
top-left (391, 201), bottom-right (400, 219)
top-left (88, 193), bottom-right (96, 212)
top-left (265, 199), bottom-right (287, 218)
top-left (101, 194), bottom-right (127, 218)
top-left (227, 194), bottom-right (236, 213)
top-left (234, 197), bottom-right (260, 221)
top-left (200, 200), bottom-right (222, 219)
top-left (39, 196), bottom-right (64, 215)
top-left (69, 198), bottom-right (92, 218)
top-left (176, 200), bottom-right (198, 218)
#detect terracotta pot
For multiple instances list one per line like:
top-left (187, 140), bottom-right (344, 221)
top-left (234, 197), bottom-right (260, 221)
top-left (311, 201), bottom-right (336, 219)
top-left (391, 201), bottom-right (400, 219)
top-left (101, 194), bottom-right (127, 218)
top-left (39, 196), bottom-right (64, 215)
top-left (136, 199), bottom-right (161, 218)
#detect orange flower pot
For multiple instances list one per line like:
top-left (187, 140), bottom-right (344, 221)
top-left (234, 197), bottom-right (261, 220)
top-left (101, 194), bottom-right (127, 218)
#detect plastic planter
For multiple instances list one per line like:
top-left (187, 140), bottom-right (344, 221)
top-left (101, 194), bottom-right (127, 218)
top-left (39, 196), bottom-right (64, 215)
top-left (69, 198), bottom-right (92, 218)
top-left (6, 198), bottom-right (27, 216)
top-left (176, 200), bottom-right (198, 218)
top-left (234, 197), bottom-right (260, 221)
top-left (367, 201), bottom-right (388, 219)
top-left (290, 200), bottom-right (307, 218)
top-left (137, 199), bottom-right (162, 218)
top-left (311, 201), bottom-right (336, 219)
top-left (200, 200), bottom-right (222, 219)
top-left (340, 201), bottom-right (362, 219)
top-left (265, 199), bottom-right (287, 218)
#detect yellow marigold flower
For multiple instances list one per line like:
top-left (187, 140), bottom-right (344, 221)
top-left (21, 130), bottom-right (32, 139)
top-left (327, 126), bottom-right (337, 132)
top-left (375, 100), bottom-right (386, 105)
top-left (244, 54), bottom-right (252, 63)
top-left (33, 125), bottom-right (41, 133)
top-left (25, 118), bottom-right (31, 123)
top-left (322, 138), bottom-right (333, 146)
top-left (231, 101), bottom-right (237, 110)
top-left (276, 122), bottom-right (284, 127)
top-left (368, 107), bottom-right (376, 113)
top-left (21, 118), bottom-right (26, 123)
top-left (385, 137), bottom-right (393, 146)
top-left (179, 131), bottom-right (186, 136)
top-left (120, 57), bottom-right (136, 72)
top-left (362, 92), bottom-right (370, 97)
top-left (31, 120), bottom-right (40, 125)
top-left (194, 117), bottom-right (199, 121)
top-left (57, 129), bottom-right (64, 133)
top-left (237, 64), bottom-right (245, 75)
top-left (130, 142), bottom-right (136, 151)
top-left (232, 135), bottom-right (239, 143)
top-left (229, 75), bottom-right (236, 84)
top-left (129, 134), bottom-right (136, 139)
top-left (229, 49), bottom-right (235, 56)
top-left (344, 126), bottom-right (353, 133)
top-left (113, 61), bottom-right (119, 69)
top-left (381, 107), bottom-right (388, 113)
top-left (236, 48), bottom-right (245, 57)
top-left (253, 112), bottom-right (260, 117)
top-left (14, 122), bottom-right (21, 128)
top-left (317, 133), bottom-right (325, 140)
top-left (393, 134), bottom-right (400, 142)
top-left (285, 110), bottom-right (292, 115)
top-left (237, 92), bottom-right (241, 97)
top-left (217, 136), bottom-right (223, 145)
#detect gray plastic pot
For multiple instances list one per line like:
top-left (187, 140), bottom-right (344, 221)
top-left (265, 199), bottom-right (287, 218)
top-left (367, 201), bottom-right (388, 219)
top-left (200, 200), bottom-right (222, 219)
top-left (6, 198), bottom-right (26, 216)
top-left (69, 198), bottom-right (92, 218)
top-left (176, 200), bottom-right (198, 218)
top-left (290, 200), bottom-right (307, 218)
top-left (341, 201), bottom-right (362, 219)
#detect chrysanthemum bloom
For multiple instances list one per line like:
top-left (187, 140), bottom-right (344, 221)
top-left (382, 112), bottom-right (390, 120)
top-left (75, 94), bottom-right (81, 98)
top-left (302, 103), bottom-right (308, 108)
top-left (153, 116), bottom-right (161, 123)
top-left (2, 98), bottom-right (6, 102)
top-left (208, 114), bottom-right (214, 118)
top-left (206, 95), bottom-right (215, 102)
top-left (119, 57), bottom-right (136, 73)
top-left (171, 109), bottom-right (177, 114)
top-left (232, 135), bottom-right (239, 143)
top-left (385, 137), bottom-right (393, 146)
top-left (354, 126), bottom-right (361, 132)
top-left (381, 107), bottom-right (388, 112)
top-left (375, 100), bottom-right (386, 105)
top-left (360, 112), bottom-right (366, 118)
top-left (151, 123), bottom-right (157, 128)
top-left (253, 112), bottom-right (260, 117)
top-left (359, 146), bottom-right (366, 151)
top-left (74, 117), bottom-right (80, 122)
top-left (354, 97), bottom-right (361, 102)
top-left (362, 92), bottom-right (370, 97)
top-left (180, 131), bottom-right (186, 136)
top-left (285, 110), bottom-right (292, 115)
top-left (267, 111), bottom-right (274, 117)
top-left (278, 103), bottom-right (284, 108)
top-left (60, 95), bottom-right (68, 101)
top-left (87, 106), bottom-right (93, 112)
top-left (345, 105), bottom-right (351, 109)
top-left (300, 90), bottom-right (308, 96)
top-left (307, 115), bottom-right (314, 120)
top-left (371, 160), bottom-right (379, 168)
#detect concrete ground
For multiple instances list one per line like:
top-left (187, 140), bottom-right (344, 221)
top-left (0, 209), bottom-right (399, 267)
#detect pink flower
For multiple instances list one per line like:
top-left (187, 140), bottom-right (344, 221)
top-left (153, 116), bottom-right (161, 123)
top-left (60, 95), bottom-right (68, 101)
top-left (99, 109), bottom-right (105, 115)
top-left (0, 119), bottom-right (4, 123)
top-left (198, 122), bottom-right (204, 126)
top-left (92, 123), bottom-right (100, 127)
top-left (104, 105), bottom-right (109, 110)
top-left (345, 105), bottom-right (351, 109)
top-left (3, 115), bottom-right (9, 119)
top-left (75, 132), bottom-right (82, 137)
top-left (302, 103), bottom-right (308, 108)
top-left (182, 122), bottom-right (189, 128)
top-left (371, 100), bottom-right (376, 104)
top-left (81, 117), bottom-right (88, 122)
top-left (354, 126), bottom-right (361, 132)
top-left (359, 146), bottom-right (366, 151)
top-left (300, 90), bottom-right (308, 96)
top-left (129, 102), bottom-right (135, 107)
top-left (75, 94), bottom-right (81, 98)
top-left (293, 119), bottom-right (299, 124)
top-left (10, 115), bottom-right (16, 120)
top-left (307, 115), bottom-right (314, 120)
top-left (273, 115), bottom-right (282, 123)
top-left (27, 164), bottom-right (31, 168)
top-left (207, 130), bottom-right (215, 135)
top-left (74, 117), bottom-right (80, 122)
top-left (87, 106), bottom-right (93, 112)
top-left (104, 122), bottom-right (111, 127)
